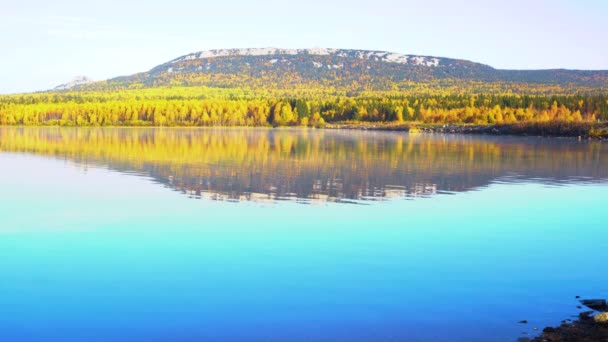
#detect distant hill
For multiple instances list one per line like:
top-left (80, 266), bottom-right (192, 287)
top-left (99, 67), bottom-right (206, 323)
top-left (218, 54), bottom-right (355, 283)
top-left (54, 76), bottom-right (94, 90)
top-left (76, 48), bottom-right (608, 91)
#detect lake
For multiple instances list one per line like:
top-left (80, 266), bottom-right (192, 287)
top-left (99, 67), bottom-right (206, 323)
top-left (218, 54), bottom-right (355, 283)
top-left (1, 127), bottom-right (607, 341)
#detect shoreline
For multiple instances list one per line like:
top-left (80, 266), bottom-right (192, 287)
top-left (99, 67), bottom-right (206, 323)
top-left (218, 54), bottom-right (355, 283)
top-left (528, 298), bottom-right (608, 341)
top-left (325, 122), bottom-right (608, 139)
top-left (1, 122), bottom-right (607, 139)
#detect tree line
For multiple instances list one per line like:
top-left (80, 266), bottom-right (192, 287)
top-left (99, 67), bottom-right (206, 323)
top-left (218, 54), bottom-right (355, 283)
top-left (0, 88), bottom-right (606, 126)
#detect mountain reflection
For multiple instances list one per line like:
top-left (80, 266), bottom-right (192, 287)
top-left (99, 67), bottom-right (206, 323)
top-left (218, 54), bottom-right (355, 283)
top-left (1, 127), bottom-right (606, 203)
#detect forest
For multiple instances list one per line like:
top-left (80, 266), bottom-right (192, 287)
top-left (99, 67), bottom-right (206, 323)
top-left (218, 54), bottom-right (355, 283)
top-left (0, 85), bottom-right (606, 127)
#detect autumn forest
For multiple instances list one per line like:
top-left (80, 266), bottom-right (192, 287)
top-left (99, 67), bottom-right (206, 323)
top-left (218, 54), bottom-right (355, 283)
top-left (1, 85), bottom-right (607, 128)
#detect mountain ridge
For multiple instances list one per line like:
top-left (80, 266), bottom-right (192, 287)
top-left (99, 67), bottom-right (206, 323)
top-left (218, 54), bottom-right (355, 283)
top-left (70, 48), bottom-right (608, 92)
top-left (166, 48), bottom-right (448, 67)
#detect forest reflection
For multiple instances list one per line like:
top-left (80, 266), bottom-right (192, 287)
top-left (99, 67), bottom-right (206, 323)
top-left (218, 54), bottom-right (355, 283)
top-left (1, 127), bottom-right (606, 203)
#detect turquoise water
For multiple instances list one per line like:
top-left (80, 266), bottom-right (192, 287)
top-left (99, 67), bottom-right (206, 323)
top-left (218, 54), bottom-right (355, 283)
top-left (0, 128), bottom-right (607, 341)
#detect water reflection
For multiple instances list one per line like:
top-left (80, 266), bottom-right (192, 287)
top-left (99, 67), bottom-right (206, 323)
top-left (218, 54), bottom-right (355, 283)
top-left (0, 127), bottom-right (606, 203)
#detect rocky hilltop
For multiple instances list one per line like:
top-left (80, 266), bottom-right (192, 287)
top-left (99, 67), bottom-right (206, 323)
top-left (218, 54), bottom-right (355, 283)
top-left (74, 48), bottom-right (608, 91)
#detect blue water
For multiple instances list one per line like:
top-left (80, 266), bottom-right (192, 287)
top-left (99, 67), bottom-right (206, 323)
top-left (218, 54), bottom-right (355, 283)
top-left (0, 128), bottom-right (607, 341)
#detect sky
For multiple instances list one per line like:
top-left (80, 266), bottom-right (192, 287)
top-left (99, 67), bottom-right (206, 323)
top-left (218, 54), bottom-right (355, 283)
top-left (1, 0), bottom-right (606, 94)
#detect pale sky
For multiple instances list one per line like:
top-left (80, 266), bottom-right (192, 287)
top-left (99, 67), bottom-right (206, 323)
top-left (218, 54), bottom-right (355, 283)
top-left (1, 0), bottom-right (606, 94)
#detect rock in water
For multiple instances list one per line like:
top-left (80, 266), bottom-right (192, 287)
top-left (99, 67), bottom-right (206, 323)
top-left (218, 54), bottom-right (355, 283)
top-left (580, 299), bottom-right (608, 312)
top-left (595, 312), bottom-right (608, 324)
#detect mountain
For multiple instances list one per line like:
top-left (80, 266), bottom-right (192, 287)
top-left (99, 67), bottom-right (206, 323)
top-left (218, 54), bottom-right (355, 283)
top-left (75, 48), bottom-right (608, 91)
top-left (54, 76), bottom-right (94, 90)
top-left (8, 48), bottom-right (607, 129)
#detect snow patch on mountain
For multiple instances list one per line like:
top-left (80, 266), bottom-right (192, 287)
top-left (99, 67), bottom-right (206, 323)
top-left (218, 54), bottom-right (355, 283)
top-left (171, 48), bottom-right (443, 67)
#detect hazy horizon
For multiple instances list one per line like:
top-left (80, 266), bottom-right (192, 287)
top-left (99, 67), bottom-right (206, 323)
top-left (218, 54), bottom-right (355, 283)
top-left (1, 0), bottom-right (607, 94)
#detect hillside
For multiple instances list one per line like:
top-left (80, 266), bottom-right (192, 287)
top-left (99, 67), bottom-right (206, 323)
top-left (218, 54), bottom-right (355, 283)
top-left (78, 48), bottom-right (608, 92)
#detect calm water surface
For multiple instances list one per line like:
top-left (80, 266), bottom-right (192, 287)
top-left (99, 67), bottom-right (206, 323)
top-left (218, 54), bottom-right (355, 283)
top-left (0, 127), bottom-right (607, 341)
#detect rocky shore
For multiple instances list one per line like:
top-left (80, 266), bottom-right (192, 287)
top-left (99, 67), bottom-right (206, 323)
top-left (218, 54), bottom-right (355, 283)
top-left (325, 122), bottom-right (608, 139)
top-left (523, 298), bottom-right (608, 342)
